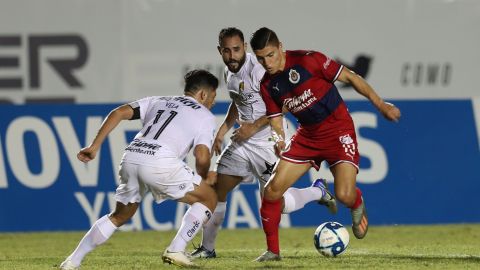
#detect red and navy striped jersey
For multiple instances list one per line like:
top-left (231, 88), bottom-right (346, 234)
top-left (260, 50), bottom-right (354, 136)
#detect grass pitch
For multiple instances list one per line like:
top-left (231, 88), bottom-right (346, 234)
top-left (1, 224), bottom-right (479, 269)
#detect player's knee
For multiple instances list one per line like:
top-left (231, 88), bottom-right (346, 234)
top-left (336, 189), bottom-right (356, 207)
top-left (202, 185), bottom-right (218, 211)
top-left (214, 186), bottom-right (229, 202)
top-left (263, 185), bottom-right (283, 201)
top-left (109, 212), bottom-right (131, 227)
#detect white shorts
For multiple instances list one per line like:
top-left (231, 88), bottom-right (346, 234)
top-left (215, 140), bottom-right (278, 190)
top-left (115, 160), bottom-right (201, 204)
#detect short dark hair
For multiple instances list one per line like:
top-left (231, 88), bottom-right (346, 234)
top-left (250, 27), bottom-right (280, 51)
top-left (184, 69), bottom-right (218, 94)
top-left (219, 27), bottom-right (244, 45)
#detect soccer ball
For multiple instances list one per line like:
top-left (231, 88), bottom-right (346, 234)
top-left (313, 221), bottom-right (349, 257)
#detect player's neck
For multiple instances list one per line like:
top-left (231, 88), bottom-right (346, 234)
top-left (279, 51), bottom-right (287, 72)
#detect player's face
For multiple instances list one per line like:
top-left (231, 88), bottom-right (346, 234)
top-left (203, 88), bottom-right (217, 110)
top-left (218, 35), bottom-right (247, 73)
top-left (254, 44), bottom-right (284, 75)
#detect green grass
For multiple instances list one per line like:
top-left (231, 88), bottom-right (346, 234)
top-left (1, 224), bottom-right (480, 269)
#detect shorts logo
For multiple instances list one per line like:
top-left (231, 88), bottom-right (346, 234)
top-left (339, 134), bottom-right (355, 160)
top-left (339, 134), bottom-right (353, 144)
top-left (289, 69), bottom-right (300, 84)
top-left (262, 161), bottom-right (276, 176)
top-left (179, 183), bottom-right (186, 190)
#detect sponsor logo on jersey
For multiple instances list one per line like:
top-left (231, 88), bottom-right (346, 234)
top-left (283, 89), bottom-right (317, 113)
top-left (130, 139), bottom-right (162, 150)
top-left (289, 69), bottom-right (300, 84)
top-left (125, 139), bottom-right (162, 156)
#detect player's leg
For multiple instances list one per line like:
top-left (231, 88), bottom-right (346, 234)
top-left (60, 163), bottom-right (141, 270)
top-left (282, 178), bottom-right (337, 214)
top-left (331, 162), bottom-right (368, 239)
top-left (192, 173), bottom-right (243, 258)
top-left (163, 180), bottom-right (217, 267)
top-left (251, 145), bottom-right (335, 215)
top-left (60, 202), bottom-right (139, 269)
top-left (255, 159), bottom-right (311, 261)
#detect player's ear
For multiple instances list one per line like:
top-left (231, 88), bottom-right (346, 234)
top-left (279, 42), bottom-right (283, 50)
top-left (244, 42), bottom-right (248, 50)
top-left (200, 89), bottom-right (208, 102)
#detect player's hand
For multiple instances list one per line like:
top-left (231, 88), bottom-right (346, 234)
top-left (231, 121), bottom-right (257, 142)
top-left (212, 135), bottom-right (224, 156)
top-left (274, 141), bottom-right (286, 157)
top-left (77, 146), bottom-right (98, 163)
top-left (380, 102), bottom-right (401, 122)
top-left (205, 171), bottom-right (218, 186)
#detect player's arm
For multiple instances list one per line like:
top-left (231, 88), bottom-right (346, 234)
top-left (212, 102), bottom-right (238, 155)
top-left (269, 115), bottom-right (286, 157)
top-left (337, 66), bottom-right (401, 122)
top-left (77, 104), bottom-right (134, 163)
top-left (232, 115), bottom-right (269, 142)
top-left (193, 144), bottom-right (211, 179)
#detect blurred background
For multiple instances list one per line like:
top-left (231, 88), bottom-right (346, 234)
top-left (0, 0), bottom-right (479, 232)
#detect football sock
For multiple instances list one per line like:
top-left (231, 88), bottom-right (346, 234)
top-left (68, 214), bottom-right (118, 266)
top-left (282, 187), bottom-right (323, 214)
top-left (168, 202), bottom-right (212, 252)
top-left (201, 201), bottom-right (226, 251)
top-left (351, 187), bottom-right (363, 209)
top-left (260, 197), bottom-right (282, 255)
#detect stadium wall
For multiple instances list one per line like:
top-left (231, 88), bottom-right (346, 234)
top-left (0, 0), bottom-right (479, 231)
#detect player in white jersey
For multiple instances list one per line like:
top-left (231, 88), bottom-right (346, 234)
top-left (60, 70), bottom-right (218, 269)
top-left (191, 27), bottom-right (337, 259)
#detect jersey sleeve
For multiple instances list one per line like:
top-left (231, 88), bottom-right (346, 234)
top-left (260, 81), bottom-right (282, 118)
top-left (128, 96), bottom-right (153, 123)
top-left (192, 113), bottom-right (216, 150)
top-left (311, 51), bottom-right (343, 82)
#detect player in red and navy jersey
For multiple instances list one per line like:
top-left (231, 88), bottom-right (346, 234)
top-left (250, 27), bottom-right (401, 262)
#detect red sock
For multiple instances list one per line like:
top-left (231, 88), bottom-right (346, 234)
top-left (351, 187), bottom-right (363, 209)
top-left (260, 197), bottom-right (282, 255)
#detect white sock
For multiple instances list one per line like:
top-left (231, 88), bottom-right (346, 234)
top-left (282, 187), bottom-right (323, 214)
top-left (68, 215), bottom-right (118, 266)
top-left (168, 202), bottom-right (212, 252)
top-left (201, 201), bottom-right (226, 251)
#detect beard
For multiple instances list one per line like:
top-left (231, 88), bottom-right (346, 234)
top-left (226, 54), bottom-right (246, 73)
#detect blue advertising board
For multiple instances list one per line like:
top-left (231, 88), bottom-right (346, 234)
top-left (0, 100), bottom-right (479, 232)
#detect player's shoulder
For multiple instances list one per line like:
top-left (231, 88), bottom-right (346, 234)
top-left (288, 49), bottom-right (321, 60)
top-left (196, 107), bottom-right (216, 127)
top-left (248, 55), bottom-right (266, 81)
top-left (134, 95), bottom-right (170, 106)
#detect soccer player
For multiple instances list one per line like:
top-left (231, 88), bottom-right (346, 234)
top-left (191, 27), bottom-right (337, 259)
top-left (250, 27), bottom-right (402, 261)
top-left (60, 70), bottom-right (219, 269)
